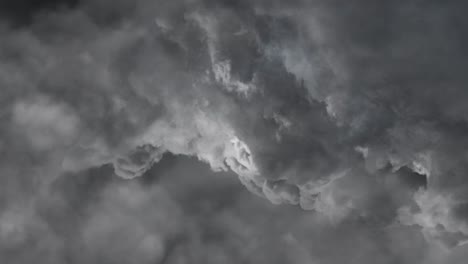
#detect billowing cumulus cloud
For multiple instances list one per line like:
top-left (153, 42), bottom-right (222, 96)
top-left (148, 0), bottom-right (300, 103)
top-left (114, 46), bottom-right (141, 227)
top-left (1, 0), bottom-right (468, 262)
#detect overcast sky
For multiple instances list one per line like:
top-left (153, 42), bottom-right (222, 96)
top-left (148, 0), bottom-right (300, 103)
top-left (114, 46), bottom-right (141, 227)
top-left (1, 1), bottom-right (468, 263)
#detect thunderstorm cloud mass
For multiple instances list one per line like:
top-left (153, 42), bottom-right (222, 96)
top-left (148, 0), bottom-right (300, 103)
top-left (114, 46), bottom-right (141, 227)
top-left (1, 0), bottom-right (468, 263)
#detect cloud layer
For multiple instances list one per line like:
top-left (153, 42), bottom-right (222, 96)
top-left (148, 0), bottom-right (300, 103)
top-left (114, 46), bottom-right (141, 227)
top-left (1, 0), bottom-right (468, 261)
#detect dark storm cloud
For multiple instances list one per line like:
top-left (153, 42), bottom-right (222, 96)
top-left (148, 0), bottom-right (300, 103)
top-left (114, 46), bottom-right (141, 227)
top-left (0, 0), bottom-right (79, 26)
top-left (1, 0), bottom-right (468, 262)
top-left (277, 1), bottom-right (468, 246)
top-left (0, 155), bottom-right (448, 264)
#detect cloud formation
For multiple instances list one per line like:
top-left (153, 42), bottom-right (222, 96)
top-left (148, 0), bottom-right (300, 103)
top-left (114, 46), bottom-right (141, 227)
top-left (1, 0), bottom-right (468, 261)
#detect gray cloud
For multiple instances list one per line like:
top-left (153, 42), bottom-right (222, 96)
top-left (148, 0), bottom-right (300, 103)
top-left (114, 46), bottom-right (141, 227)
top-left (0, 154), bottom-right (460, 264)
top-left (1, 0), bottom-right (468, 262)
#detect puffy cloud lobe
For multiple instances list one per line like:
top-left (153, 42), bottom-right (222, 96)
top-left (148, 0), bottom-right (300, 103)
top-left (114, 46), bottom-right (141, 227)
top-left (12, 95), bottom-right (80, 150)
top-left (399, 190), bottom-right (468, 249)
top-left (2, 0), bottom-right (468, 251)
top-left (113, 145), bottom-right (164, 179)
